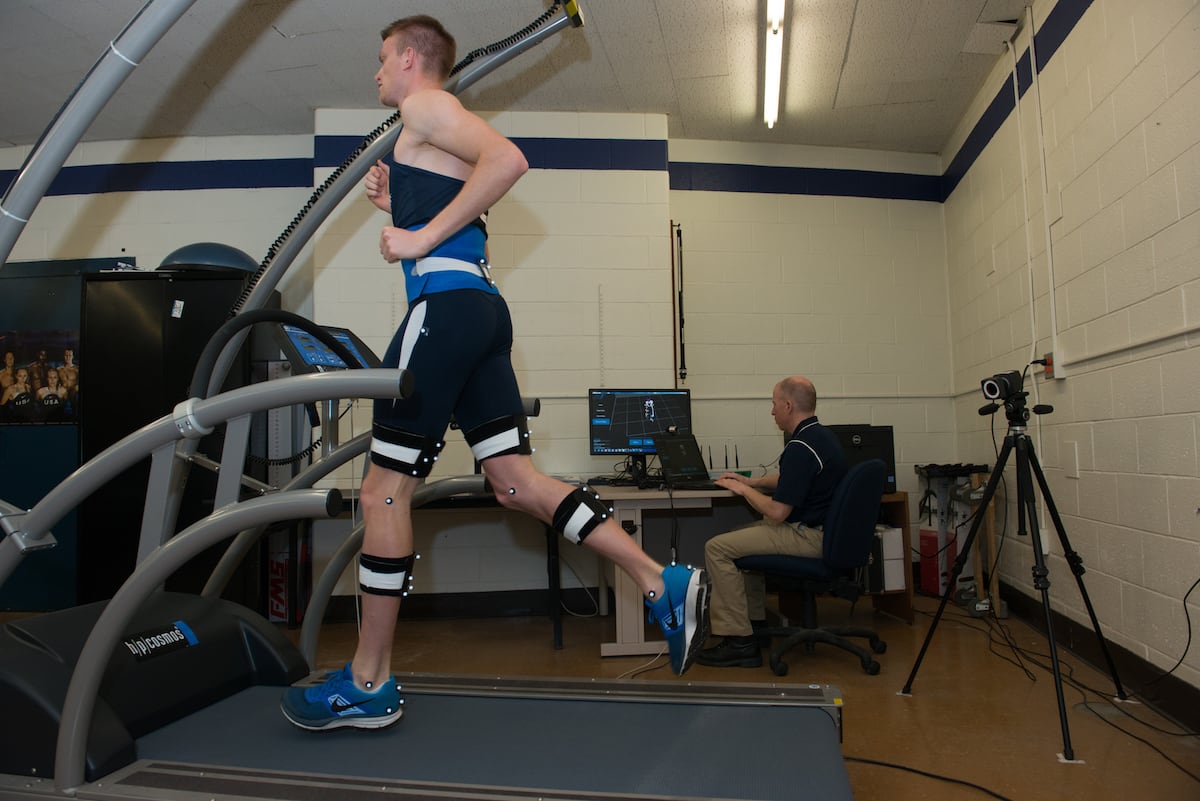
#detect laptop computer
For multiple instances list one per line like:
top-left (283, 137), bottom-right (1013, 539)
top-left (657, 434), bottom-right (721, 491)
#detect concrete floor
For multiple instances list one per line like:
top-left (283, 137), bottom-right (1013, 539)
top-left (300, 593), bottom-right (1200, 801)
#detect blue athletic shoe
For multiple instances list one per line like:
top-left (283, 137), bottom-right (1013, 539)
top-left (646, 563), bottom-right (710, 675)
top-left (281, 664), bottom-right (403, 731)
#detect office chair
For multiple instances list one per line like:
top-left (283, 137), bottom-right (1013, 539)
top-left (735, 458), bottom-right (889, 675)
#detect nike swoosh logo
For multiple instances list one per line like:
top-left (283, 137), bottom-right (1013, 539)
top-left (330, 700), bottom-right (360, 713)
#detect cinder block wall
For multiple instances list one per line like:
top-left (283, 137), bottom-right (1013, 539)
top-left (943, 0), bottom-right (1199, 688)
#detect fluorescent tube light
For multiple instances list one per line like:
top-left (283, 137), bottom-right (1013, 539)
top-left (764, 0), bottom-right (785, 128)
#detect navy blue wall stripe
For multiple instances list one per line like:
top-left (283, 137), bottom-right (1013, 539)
top-left (939, 51), bottom-right (1028, 201)
top-left (1036, 0), bottom-right (1093, 71)
top-left (314, 135), bottom-right (669, 172)
top-left (939, 0), bottom-right (1087, 201)
top-left (2, 0), bottom-right (1090, 205)
top-left (518, 137), bottom-right (668, 171)
top-left (314, 135), bottom-right (364, 168)
top-left (1, 159), bottom-right (312, 196)
top-left (669, 162), bottom-right (941, 202)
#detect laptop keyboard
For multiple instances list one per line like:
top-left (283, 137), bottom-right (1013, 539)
top-left (666, 480), bottom-right (722, 491)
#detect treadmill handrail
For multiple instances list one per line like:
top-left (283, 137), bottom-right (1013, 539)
top-left (203, 393), bottom-right (542, 600)
top-left (53, 489), bottom-right (340, 792)
top-left (0, 0), bottom-right (199, 266)
top-left (0, 369), bottom-right (409, 587)
top-left (201, 431), bottom-right (373, 599)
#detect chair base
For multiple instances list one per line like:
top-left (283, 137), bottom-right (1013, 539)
top-left (760, 625), bottom-right (886, 676)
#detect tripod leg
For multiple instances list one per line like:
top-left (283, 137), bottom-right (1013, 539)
top-left (902, 437), bottom-right (1011, 695)
top-left (1026, 446), bottom-right (1127, 699)
top-left (1016, 436), bottom-right (1078, 762)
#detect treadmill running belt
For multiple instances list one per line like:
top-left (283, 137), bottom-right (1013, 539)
top-left (125, 676), bottom-right (852, 800)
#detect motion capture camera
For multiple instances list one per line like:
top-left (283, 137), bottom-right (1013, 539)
top-left (980, 370), bottom-right (1023, 401)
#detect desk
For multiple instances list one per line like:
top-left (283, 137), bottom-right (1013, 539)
top-left (594, 486), bottom-right (733, 658)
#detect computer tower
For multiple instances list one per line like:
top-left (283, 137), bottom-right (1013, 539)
top-left (829, 424), bottom-right (896, 493)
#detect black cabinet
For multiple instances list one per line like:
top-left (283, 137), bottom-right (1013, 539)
top-left (77, 271), bottom-right (251, 603)
top-left (1, 264), bottom-right (257, 609)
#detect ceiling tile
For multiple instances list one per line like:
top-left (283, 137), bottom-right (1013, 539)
top-left (0, 0), bottom-right (1016, 156)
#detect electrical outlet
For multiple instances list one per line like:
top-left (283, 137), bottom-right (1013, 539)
top-left (1065, 441), bottom-right (1079, 479)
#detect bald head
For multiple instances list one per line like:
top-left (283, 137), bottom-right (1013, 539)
top-left (777, 376), bottom-right (816, 415)
top-left (769, 375), bottom-right (817, 433)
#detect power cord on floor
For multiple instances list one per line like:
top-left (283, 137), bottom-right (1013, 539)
top-left (949, 587), bottom-right (1200, 738)
top-left (921, 596), bottom-right (1200, 785)
top-left (556, 552), bottom-right (600, 618)
top-left (916, 602), bottom-right (1038, 681)
top-left (843, 756), bottom-right (1017, 801)
top-left (1001, 627), bottom-right (1199, 780)
top-left (1015, 642), bottom-right (1199, 784)
top-left (616, 645), bottom-right (668, 679)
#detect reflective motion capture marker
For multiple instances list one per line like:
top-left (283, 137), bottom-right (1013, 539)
top-left (478, 258), bottom-right (496, 287)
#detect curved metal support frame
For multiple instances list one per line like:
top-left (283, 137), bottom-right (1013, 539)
top-left (54, 489), bottom-right (340, 792)
top-left (201, 432), bottom-right (372, 598)
top-left (205, 389), bottom-right (544, 600)
top-left (298, 474), bottom-right (489, 666)
top-left (0, 0), bottom-right (199, 265)
top-left (0, 370), bottom-right (409, 590)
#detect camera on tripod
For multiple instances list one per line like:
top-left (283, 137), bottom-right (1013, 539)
top-left (978, 366), bottom-right (1053, 424)
top-left (911, 361), bottom-right (1123, 764)
top-left (980, 370), bottom-right (1023, 401)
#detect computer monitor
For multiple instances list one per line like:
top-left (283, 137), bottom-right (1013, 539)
top-left (275, 324), bottom-right (381, 373)
top-left (588, 388), bottom-right (692, 479)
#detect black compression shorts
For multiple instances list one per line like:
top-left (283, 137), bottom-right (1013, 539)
top-left (374, 289), bottom-right (523, 441)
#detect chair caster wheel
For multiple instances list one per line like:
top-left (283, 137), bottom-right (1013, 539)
top-left (863, 659), bottom-right (881, 675)
top-left (872, 640), bottom-right (887, 654)
top-left (771, 660), bottom-right (789, 677)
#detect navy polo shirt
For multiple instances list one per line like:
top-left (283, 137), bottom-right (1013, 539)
top-left (773, 416), bottom-right (848, 526)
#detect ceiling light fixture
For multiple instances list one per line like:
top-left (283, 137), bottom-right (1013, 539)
top-left (764, 0), bottom-right (786, 128)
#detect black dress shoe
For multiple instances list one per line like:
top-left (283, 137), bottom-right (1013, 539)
top-left (696, 636), bottom-right (763, 668)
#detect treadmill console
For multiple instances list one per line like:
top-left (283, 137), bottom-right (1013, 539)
top-left (275, 324), bottom-right (381, 373)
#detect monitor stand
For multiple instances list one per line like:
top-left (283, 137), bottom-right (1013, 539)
top-left (627, 454), bottom-right (648, 484)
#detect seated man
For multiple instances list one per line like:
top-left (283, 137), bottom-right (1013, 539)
top-left (700, 376), bottom-right (847, 667)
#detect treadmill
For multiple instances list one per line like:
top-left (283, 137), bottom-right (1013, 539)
top-left (0, 312), bottom-right (852, 801)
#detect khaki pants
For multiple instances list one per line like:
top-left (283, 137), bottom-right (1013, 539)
top-left (703, 519), bottom-right (823, 637)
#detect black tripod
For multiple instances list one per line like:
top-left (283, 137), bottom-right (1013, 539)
top-left (901, 383), bottom-right (1127, 762)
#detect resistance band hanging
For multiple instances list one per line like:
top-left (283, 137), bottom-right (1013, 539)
top-left (673, 222), bottom-right (687, 382)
